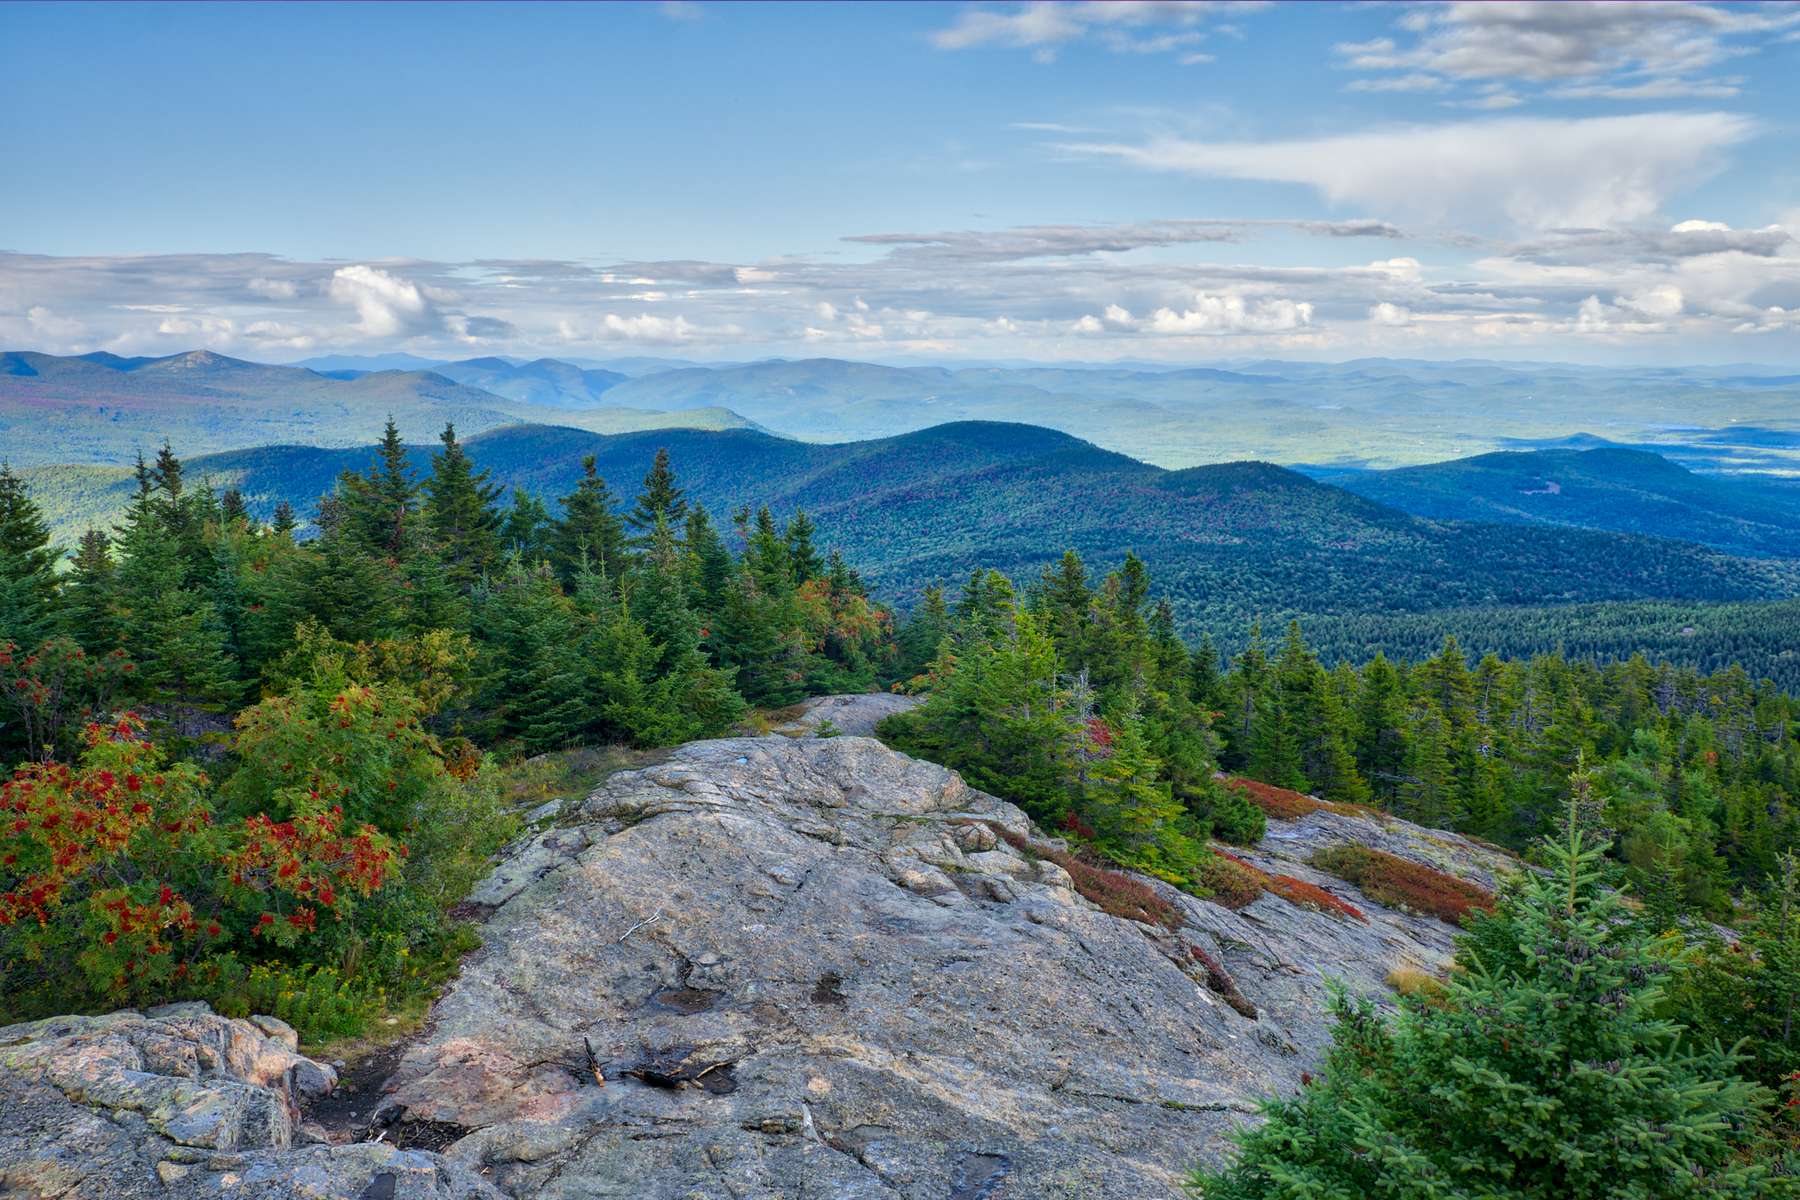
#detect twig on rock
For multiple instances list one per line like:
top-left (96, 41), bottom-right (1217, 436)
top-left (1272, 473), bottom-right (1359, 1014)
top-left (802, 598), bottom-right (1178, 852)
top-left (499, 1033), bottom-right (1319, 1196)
top-left (616, 907), bottom-right (668, 943)
top-left (584, 1036), bottom-right (606, 1087)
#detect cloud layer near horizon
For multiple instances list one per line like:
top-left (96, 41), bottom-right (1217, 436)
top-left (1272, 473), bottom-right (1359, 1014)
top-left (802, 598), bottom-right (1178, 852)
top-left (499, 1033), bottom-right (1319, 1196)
top-left (6, 199), bottom-right (1797, 364)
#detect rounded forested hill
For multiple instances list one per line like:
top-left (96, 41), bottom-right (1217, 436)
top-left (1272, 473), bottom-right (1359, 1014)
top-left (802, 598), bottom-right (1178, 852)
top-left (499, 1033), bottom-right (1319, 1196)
top-left (78, 419), bottom-right (1794, 638)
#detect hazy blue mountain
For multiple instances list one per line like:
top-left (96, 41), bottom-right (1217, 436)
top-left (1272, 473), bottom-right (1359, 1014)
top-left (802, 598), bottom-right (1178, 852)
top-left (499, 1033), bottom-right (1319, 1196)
top-left (1312, 446), bottom-right (1800, 558)
top-left (290, 352), bottom-right (447, 372)
top-left (426, 356), bottom-right (628, 409)
top-left (592, 355), bottom-right (1800, 474)
top-left (24, 422), bottom-right (1795, 637)
top-left (0, 350), bottom-right (757, 466)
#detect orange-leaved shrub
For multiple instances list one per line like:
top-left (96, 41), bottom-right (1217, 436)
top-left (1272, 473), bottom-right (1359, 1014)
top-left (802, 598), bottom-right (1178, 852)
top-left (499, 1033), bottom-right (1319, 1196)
top-left (1222, 775), bottom-right (1379, 822)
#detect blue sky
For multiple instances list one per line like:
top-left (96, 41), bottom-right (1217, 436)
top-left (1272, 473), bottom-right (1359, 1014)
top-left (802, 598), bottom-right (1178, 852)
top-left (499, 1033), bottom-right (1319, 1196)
top-left (4, 0), bottom-right (1799, 363)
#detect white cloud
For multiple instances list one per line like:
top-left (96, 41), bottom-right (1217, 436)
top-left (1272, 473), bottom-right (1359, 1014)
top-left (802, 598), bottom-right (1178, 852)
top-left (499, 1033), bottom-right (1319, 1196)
top-left (327, 264), bottom-right (438, 338)
top-left (1336, 1), bottom-right (1800, 102)
top-left (1063, 112), bottom-right (1755, 230)
top-left (930, 1), bottom-right (1266, 62)
top-left (1622, 284), bottom-right (1684, 318)
top-left (1346, 73), bottom-right (1447, 93)
top-left (597, 313), bottom-right (700, 342)
top-left (1368, 302), bottom-right (1412, 326)
top-left (247, 277), bottom-right (298, 300)
top-left (1084, 292), bottom-right (1314, 336)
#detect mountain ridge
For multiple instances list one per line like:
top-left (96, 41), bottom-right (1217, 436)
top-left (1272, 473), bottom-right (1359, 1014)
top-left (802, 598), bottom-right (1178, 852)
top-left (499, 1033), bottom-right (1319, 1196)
top-left (18, 420), bottom-right (1796, 640)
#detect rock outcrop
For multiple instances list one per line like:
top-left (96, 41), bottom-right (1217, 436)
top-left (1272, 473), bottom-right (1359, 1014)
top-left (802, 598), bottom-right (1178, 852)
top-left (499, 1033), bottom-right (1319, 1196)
top-left (381, 733), bottom-right (1514, 1199)
top-left (0, 1003), bottom-right (500, 1198)
top-left (767, 692), bottom-right (924, 738)
top-left (1, 721), bottom-right (1516, 1199)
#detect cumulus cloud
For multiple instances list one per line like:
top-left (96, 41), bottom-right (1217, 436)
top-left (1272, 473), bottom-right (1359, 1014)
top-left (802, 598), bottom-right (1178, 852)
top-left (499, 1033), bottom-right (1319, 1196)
top-left (1062, 112), bottom-right (1755, 230)
top-left (1080, 292), bottom-right (1314, 336)
top-left (1336, 1), bottom-right (1799, 102)
top-left (929, 1), bottom-right (1266, 63)
top-left (328, 265), bottom-right (440, 338)
top-left (3, 208), bottom-right (1798, 363)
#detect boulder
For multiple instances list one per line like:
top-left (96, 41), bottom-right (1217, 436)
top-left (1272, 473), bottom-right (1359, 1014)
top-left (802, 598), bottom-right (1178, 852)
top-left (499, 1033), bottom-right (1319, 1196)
top-left (0, 1005), bottom-right (500, 1199)
top-left (769, 692), bottom-right (924, 738)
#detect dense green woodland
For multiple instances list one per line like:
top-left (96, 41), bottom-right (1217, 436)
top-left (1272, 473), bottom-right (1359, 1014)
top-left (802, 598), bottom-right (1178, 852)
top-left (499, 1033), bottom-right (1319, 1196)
top-left (1, 425), bottom-right (1796, 1189)
top-left (21, 422), bottom-right (1800, 693)
top-left (1292, 598), bottom-right (1800, 695)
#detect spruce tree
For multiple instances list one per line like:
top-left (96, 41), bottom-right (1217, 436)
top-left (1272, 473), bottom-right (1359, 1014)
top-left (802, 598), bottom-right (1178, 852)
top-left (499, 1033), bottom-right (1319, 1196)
top-left (1082, 710), bottom-right (1201, 878)
top-left (271, 500), bottom-right (298, 537)
top-left (1193, 781), bottom-right (1784, 1199)
top-left (627, 447), bottom-right (687, 539)
top-left (0, 463), bottom-right (60, 649)
top-left (552, 455), bottom-right (627, 583)
top-left (424, 423), bottom-right (502, 586)
top-left (683, 504), bottom-right (734, 623)
top-left (897, 585), bottom-right (951, 679)
top-left (502, 488), bottom-right (553, 564)
top-left (784, 510), bottom-right (822, 585)
top-left (342, 418), bottom-right (420, 555)
top-left (220, 488), bottom-right (250, 526)
top-left (63, 530), bottom-right (120, 654)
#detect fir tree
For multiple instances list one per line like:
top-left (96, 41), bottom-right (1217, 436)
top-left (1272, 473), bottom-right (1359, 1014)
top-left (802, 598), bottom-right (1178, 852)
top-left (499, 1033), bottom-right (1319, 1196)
top-left (627, 447), bottom-right (687, 539)
top-left (502, 488), bottom-right (553, 564)
top-left (1193, 779), bottom-right (1785, 1198)
top-left (424, 423), bottom-right (503, 586)
top-left (683, 504), bottom-right (733, 623)
top-left (220, 488), bottom-right (250, 526)
top-left (552, 455), bottom-right (627, 584)
top-left (342, 418), bottom-right (421, 555)
top-left (62, 530), bottom-right (120, 654)
top-left (0, 464), bottom-right (60, 648)
top-left (784, 510), bottom-right (822, 585)
top-left (271, 500), bottom-right (298, 537)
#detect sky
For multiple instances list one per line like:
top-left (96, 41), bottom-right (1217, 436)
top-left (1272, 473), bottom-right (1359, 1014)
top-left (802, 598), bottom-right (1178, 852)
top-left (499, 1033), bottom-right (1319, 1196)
top-left (3, 0), bottom-right (1800, 365)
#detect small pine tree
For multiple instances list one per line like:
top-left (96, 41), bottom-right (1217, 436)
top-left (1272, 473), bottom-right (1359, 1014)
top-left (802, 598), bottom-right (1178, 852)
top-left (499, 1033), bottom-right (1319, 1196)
top-left (627, 447), bottom-right (687, 540)
top-left (1192, 778), bottom-right (1784, 1199)
top-left (424, 423), bottom-right (503, 586)
top-left (552, 455), bottom-right (627, 584)
top-left (62, 530), bottom-right (121, 654)
top-left (0, 464), bottom-right (61, 648)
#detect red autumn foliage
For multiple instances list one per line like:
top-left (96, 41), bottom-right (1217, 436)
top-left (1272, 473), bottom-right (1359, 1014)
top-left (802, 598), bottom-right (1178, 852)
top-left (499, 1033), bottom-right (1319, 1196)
top-left (1308, 844), bottom-right (1495, 926)
top-left (0, 714), bottom-right (400, 999)
top-left (1221, 775), bottom-right (1382, 822)
top-left (985, 822), bottom-right (1182, 930)
top-left (1221, 775), bottom-right (1326, 819)
top-left (1196, 852), bottom-right (1268, 910)
top-left (1211, 849), bottom-right (1367, 923)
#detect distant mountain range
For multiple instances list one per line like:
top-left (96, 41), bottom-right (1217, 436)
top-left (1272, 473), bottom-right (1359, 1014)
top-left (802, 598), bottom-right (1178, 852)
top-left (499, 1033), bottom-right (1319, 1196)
top-left (11, 349), bottom-right (1799, 476)
top-left (1310, 446), bottom-right (1800, 559)
top-left (0, 350), bottom-right (754, 466)
top-left (21, 421), bottom-right (1797, 637)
